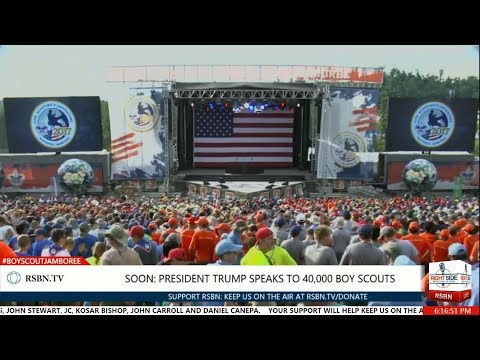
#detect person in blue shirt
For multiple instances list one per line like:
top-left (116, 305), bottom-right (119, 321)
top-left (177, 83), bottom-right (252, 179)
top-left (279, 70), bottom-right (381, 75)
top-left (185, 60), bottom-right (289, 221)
top-left (196, 239), bottom-right (243, 306)
top-left (8, 221), bottom-right (30, 251)
top-left (226, 220), bottom-right (247, 246)
top-left (71, 222), bottom-right (97, 258)
top-left (14, 234), bottom-right (31, 257)
top-left (32, 228), bottom-right (53, 256)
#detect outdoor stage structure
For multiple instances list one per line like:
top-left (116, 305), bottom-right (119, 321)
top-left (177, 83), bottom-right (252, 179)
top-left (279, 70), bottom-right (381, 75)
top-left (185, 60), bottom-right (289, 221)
top-left (105, 65), bottom-right (385, 198)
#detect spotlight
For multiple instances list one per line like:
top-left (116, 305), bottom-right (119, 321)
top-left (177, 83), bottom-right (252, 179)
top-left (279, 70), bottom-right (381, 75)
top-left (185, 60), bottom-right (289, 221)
top-left (191, 102), bottom-right (195, 107)
top-left (296, 103), bottom-right (301, 107)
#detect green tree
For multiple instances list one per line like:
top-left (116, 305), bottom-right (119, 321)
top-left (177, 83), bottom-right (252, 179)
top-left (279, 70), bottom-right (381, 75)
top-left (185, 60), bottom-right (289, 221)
top-left (100, 100), bottom-right (111, 151)
top-left (0, 101), bottom-right (8, 153)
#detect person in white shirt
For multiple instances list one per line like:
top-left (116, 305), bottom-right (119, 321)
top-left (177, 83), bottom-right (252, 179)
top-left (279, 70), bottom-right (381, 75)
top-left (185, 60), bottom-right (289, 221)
top-left (41, 228), bottom-right (70, 257)
top-left (0, 215), bottom-right (15, 244)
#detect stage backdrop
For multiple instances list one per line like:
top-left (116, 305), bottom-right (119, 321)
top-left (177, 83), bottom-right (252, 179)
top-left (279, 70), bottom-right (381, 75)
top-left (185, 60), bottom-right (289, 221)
top-left (317, 88), bottom-right (379, 180)
top-left (386, 98), bottom-right (478, 151)
top-left (3, 97), bottom-right (102, 153)
top-left (107, 85), bottom-right (168, 180)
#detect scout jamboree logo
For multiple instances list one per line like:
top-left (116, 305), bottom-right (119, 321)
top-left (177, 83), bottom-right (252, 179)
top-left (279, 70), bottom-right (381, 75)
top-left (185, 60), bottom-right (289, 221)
top-left (125, 96), bottom-right (160, 132)
top-left (428, 260), bottom-right (471, 303)
top-left (31, 101), bottom-right (77, 149)
top-left (411, 102), bottom-right (455, 148)
top-left (332, 132), bottom-right (365, 168)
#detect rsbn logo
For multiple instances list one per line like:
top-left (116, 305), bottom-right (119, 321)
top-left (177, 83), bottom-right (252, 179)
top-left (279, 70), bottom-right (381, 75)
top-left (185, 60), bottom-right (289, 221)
top-left (6, 271), bottom-right (22, 285)
top-left (429, 260), bottom-right (471, 302)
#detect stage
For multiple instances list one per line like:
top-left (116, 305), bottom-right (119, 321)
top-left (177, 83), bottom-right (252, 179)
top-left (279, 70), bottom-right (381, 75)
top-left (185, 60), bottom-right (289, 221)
top-left (184, 179), bottom-right (306, 199)
top-left (176, 168), bottom-right (312, 182)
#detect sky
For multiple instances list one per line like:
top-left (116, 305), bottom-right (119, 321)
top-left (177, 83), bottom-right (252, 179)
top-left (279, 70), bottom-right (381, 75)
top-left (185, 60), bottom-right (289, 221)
top-left (0, 45), bottom-right (478, 99)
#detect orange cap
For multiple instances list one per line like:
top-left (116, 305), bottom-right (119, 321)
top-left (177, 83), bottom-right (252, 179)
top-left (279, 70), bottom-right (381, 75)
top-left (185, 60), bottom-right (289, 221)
top-left (440, 229), bottom-right (450, 239)
top-left (408, 221), bottom-right (419, 231)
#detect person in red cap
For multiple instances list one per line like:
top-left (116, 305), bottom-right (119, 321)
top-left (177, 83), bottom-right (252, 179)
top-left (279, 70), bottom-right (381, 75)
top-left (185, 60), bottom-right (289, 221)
top-left (240, 227), bottom-right (296, 265)
top-left (181, 216), bottom-right (198, 261)
top-left (131, 226), bottom-right (157, 265)
top-left (161, 248), bottom-right (187, 265)
top-left (189, 217), bottom-right (218, 264)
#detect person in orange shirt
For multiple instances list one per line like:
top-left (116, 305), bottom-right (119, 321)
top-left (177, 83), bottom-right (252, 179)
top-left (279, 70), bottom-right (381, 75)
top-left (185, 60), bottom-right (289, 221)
top-left (419, 221), bottom-right (437, 245)
top-left (181, 217), bottom-right (197, 261)
top-left (161, 217), bottom-right (179, 243)
top-left (215, 223), bottom-right (232, 240)
top-left (255, 212), bottom-right (267, 230)
top-left (463, 224), bottom-right (479, 260)
top-left (469, 241), bottom-right (479, 265)
top-left (0, 240), bottom-right (17, 258)
top-left (391, 220), bottom-right (403, 239)
top-left (432, 229), bottom-right (453, 263)
top-left (149, 223), bottom-right (161, 244)
top-left (401, 221), bottom-right (433, 265)
top-left (189, 217), bottom-right (218, 264)
top-left (448, 225), bottom-right (463, 244)
top-left (454, 219), bottom-right (468, 244)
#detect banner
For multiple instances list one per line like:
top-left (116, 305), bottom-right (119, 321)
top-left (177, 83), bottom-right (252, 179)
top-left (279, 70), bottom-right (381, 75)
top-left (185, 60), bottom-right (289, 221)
top-left (387, 159), bottom-right (479, 191)
top-left (108, 85), bottom-right (168, 180)
top-left (3, 97), bottom-right (102, 153)
top-left (317, 88), bottom-right (379, 180)
top-left (0, 163), bottom-right (103, 193)
top-left (0, 263), bottom-right (422, 298)
top-left (386, 98), bottom-right (478, 151)
top-left (1, 306), bottom-right (478, 316)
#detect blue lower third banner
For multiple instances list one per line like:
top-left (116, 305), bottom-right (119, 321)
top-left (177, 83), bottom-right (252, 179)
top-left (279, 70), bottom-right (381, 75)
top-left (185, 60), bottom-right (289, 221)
top-left (0, 292), bottom-right (423, 302)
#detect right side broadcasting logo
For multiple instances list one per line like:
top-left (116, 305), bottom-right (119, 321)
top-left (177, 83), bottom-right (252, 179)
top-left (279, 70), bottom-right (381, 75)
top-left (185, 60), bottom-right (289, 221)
top-left (411, 102), bottom-right (455, 148)
top-left (429, 260), bottom-right (471, 303)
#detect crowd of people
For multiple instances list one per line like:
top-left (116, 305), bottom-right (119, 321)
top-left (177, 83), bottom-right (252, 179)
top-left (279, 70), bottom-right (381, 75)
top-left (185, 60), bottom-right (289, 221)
top-left (0, 192), bottom-right (478, 306)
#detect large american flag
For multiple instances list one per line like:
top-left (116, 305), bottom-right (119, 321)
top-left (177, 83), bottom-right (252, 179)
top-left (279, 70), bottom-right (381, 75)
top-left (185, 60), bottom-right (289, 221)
top-left (194, 107), bottom-right (294, 168)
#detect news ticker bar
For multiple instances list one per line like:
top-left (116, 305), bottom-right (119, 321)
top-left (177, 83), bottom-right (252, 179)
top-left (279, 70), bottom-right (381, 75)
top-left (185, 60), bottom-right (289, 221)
top-left (0, 291), bottom-right (423, 302)
top-left (0, 265), bottom-right (423, 292)
top-left (0, 306), bottom-right (478, 316)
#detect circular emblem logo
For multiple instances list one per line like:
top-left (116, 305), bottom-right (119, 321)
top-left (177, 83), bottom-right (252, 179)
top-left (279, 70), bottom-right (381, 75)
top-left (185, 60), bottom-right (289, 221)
top-left (7, 271), bottom-right (21, 285)
top-left (332, 132), bottom-right (365, 168)
top-left (125, 96), bottom-right (159, 132)
top-left (411, 102), bottom-right (455, 148)
top-left (31, 101), bottom-right (77, 149)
